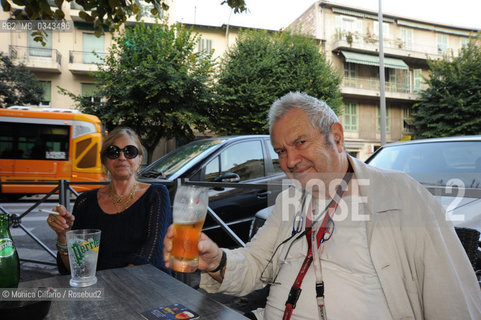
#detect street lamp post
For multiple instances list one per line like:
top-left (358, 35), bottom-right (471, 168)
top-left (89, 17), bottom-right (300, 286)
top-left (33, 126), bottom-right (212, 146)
top-left (378, 0), bottom-right (387, 146)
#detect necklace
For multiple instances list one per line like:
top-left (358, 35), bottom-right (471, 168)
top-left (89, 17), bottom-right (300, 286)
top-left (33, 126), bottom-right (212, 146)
top-left (108, 181), bottom-right (138, 212)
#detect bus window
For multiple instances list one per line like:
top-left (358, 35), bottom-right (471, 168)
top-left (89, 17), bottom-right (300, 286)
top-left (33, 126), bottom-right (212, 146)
top-left (76, 138), bottom-right (99, 168)
top-left (0, 122), bottom-right (69, 160)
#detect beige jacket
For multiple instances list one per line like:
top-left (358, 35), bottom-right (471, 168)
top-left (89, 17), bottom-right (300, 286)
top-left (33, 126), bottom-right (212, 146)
top-left (201, 157), bottom-right (481, 319)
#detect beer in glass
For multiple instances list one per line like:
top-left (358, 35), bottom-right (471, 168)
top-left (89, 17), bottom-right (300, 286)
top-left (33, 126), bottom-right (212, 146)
top-left (169, 185), bottom-right (208, 273)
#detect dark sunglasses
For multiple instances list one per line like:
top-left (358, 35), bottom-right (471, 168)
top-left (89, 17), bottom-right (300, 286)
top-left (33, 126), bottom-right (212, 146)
top-left (104, 145), bottom-right (139, 160)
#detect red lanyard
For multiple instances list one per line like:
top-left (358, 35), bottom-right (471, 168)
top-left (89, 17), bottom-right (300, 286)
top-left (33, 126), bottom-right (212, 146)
top-left (282, 164), bottom-right (353, 320)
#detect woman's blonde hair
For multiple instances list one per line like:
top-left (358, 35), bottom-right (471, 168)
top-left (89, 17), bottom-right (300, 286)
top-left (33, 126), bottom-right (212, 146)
top-left (100, 127), bottom-right (144, 174)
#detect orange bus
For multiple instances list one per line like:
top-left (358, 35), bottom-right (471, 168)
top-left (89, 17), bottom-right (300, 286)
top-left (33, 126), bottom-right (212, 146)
top-left (0, 107), bottom-right (106, 200)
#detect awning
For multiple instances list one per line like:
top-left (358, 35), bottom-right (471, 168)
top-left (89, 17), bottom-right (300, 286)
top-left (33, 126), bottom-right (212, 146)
top-left (341, 51), bottom-right (409, 70)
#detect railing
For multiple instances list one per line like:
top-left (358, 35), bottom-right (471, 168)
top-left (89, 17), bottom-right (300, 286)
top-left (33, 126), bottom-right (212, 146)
top-left (69, 50), bottom-right (105, 64)
top-left (334, 31), bottom-right (462, 57)
top-left (9, 45), bottom-right (62, 65)
top-left (343, 76), bottom-right (412, 93)
top-left (0, 179), bottom-right (283, 265)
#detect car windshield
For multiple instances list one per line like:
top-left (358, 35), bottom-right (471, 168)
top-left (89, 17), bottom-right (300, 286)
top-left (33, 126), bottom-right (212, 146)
top-left (141, 139), bottom-right (223, 179)
top-left (367, 141), bottom-right (481, 188)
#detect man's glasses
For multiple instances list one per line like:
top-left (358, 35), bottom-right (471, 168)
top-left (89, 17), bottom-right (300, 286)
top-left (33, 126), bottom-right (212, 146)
top-left (259, 215), bottom-right (335, 286)
top-left (104, 145), bottom-right (139, 159)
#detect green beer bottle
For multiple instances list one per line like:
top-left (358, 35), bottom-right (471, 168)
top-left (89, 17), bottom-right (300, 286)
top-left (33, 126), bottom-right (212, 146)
top-left (0, 213), bottom-right (20, 288)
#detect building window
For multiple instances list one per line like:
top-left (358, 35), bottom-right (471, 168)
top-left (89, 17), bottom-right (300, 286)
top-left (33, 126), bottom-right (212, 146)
top-left (387, 68), bottom-right (397, 91)
top-left (413, 69), bottom-right (423, 93)
top-left (82, 33), bottom-right (105, 64)
top-left (373, 21), bottom-right (390, 40)
top-left (39, 81), bottom-right (51, 106)
top-left (437, 34), bottom-right (448, 55)
top-left (28, 31), bottom-right (52, 57)
top-left (344, 62), bottom-right (356, 78)
top-left (81, 83), bottom-right (101, 103)
top-left (335, 15), bottom-right (362, 42)
top-left (343, 62), bottom-right (356, 87)
top-left (198, 39), bottom-right (212, 53)
top-left (344, 103), bottom-right (358, 131)
top-left (377, 105), bottom-right (390, 132)
top-left (460, 37), bottom-right (469, 48)
top-left (403, 107), bottom-right (415, 133)
top-left (400, 28), bottom-right (413, 50)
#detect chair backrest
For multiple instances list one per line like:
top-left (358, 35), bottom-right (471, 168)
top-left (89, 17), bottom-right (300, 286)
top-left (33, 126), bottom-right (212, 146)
top-left (455, 227), bottom-right (480, 270)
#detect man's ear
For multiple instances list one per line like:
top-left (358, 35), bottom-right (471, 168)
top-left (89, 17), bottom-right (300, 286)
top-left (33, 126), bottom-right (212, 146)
top-left (330, 122), bottom-right (344, 153)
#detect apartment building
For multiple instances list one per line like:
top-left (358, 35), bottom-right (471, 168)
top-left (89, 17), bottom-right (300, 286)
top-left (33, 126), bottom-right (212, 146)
top-left (2, 1), bottom-right (478, 160)
top-left (182, 23), bottom-right (262, 61)
top-left (288, 1), bottom-right (478, 159)
top-left (0, 1), bottom-right (174, 108)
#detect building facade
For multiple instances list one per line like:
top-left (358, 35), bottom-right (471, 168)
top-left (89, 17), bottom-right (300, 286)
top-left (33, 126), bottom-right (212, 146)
top-left (0, 0), bottom-right (174, 108)
top-left (288, 1), bottom-right (478, 159)
top-left (1, 1), bottom-right (478, 160)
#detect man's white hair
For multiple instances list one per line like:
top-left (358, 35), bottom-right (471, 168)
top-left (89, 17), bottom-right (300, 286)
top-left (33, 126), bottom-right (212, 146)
top-left (268, 92), bottom-right (339, 141)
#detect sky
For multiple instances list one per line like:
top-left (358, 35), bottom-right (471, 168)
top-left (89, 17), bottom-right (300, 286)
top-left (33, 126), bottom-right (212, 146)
top-left (173, 0), bottom-right (481, 31)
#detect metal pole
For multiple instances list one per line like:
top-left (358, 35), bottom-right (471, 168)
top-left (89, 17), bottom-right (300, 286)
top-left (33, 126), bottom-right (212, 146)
top-left (378, 0), bottom-right (387, 146)
top-left (59, 180), bottom-right (71, 211)
top-left (225, 8), bottom-right (233, 47)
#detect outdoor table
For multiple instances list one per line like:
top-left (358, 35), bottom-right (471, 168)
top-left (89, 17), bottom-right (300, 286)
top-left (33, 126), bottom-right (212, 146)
top-left (18, 264), bottom-right (248, 319)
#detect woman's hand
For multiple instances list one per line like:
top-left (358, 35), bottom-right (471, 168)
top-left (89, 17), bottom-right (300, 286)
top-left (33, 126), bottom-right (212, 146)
top-left (46, 204), bottom-right (75, 240)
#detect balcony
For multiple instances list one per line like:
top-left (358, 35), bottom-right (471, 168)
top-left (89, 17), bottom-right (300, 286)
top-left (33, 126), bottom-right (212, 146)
top-left (342, 76), bottom-right (421, 101)
top-left (68, 50), bottom-right (104, 75)
top-left (9, 45), bottom-right (62, 73)
top-left (331, 31), bottom-right (449, 64)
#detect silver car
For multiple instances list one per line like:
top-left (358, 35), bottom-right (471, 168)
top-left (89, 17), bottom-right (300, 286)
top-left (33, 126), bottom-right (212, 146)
top-left (250, 136), bottom-right (481, 273)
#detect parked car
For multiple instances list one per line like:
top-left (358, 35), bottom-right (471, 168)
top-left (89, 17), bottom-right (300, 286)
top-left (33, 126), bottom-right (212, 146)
top-left (139, 135), bottom-right (286, 248)
top-left (250, 136), bottom-right (481, 247)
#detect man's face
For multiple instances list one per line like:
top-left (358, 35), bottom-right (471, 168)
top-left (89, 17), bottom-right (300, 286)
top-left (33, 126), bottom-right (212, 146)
top-left (271, 107), bottom-right (344, 188)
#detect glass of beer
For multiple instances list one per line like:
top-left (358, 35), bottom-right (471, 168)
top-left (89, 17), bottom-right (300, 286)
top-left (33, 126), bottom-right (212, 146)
top-left (169, 185), bottom-right (209, 273)
top-left (66, 229), bottom-right (101, 287)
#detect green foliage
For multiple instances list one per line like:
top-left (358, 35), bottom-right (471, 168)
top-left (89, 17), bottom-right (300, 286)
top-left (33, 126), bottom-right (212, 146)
top-left (413, 34), bottom-right (481, 138)
top-left (221, 0), bottom-right (247, 13)
top-left (64, 22), bottom-right (215, 163)
top-left (0, 52), bottom-right (43, 108)
top-left (213, 29), bottom-right (342, 135)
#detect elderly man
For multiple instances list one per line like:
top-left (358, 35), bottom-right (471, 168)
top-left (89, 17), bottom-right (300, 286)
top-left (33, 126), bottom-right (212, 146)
top-left (164, 92), bottom-right (481, 319)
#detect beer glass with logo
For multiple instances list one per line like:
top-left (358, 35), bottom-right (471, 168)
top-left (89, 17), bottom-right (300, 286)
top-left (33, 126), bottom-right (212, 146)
top-left (169, 185), bottom-right (209, 273)
top-left (66, 229), bottom-right (101, 287)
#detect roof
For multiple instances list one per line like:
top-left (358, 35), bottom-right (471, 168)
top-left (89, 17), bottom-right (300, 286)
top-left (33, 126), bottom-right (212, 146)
top-left (383, 136), bottom-right (481, 147)
top-left (319, 0), bottom-right (480, 32)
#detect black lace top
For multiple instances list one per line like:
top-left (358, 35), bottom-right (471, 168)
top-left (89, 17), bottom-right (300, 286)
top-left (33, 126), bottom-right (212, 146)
top-left (57, 184), bottom-right (172, 274)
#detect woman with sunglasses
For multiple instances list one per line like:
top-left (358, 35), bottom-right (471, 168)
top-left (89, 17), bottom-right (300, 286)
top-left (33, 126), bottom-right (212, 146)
top-left (47, 127), bottom-right (172, 274)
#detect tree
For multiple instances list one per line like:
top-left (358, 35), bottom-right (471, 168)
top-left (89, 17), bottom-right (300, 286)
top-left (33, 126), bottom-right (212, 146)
top-left (212, 29), bottom-right (343, 135)
top-left (62, 22), bottom-right (215, 163)
top-left (413, 35), bottom-right (481, 138)
top-left (0, 52), bottom-right (43, 108)
top-left (1, 0), bottom-right (247, 40)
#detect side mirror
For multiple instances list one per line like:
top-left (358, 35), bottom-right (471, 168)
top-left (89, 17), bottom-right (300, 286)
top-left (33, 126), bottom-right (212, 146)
top-left (213, 172), bottom-right (240, 183)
